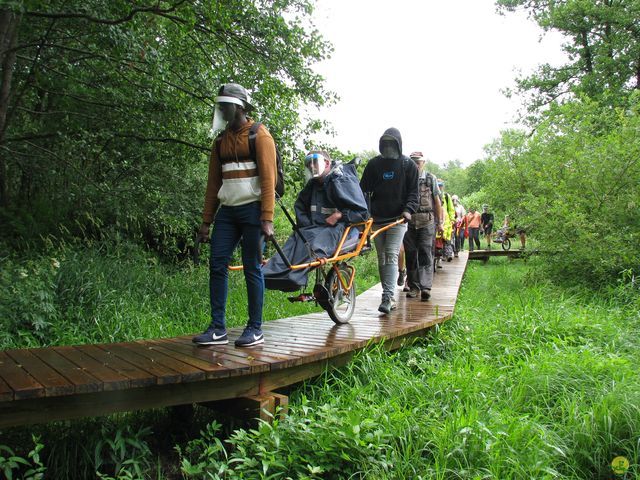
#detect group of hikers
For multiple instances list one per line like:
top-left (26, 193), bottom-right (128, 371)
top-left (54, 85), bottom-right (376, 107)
top-left (193, 83), bottom-right (524, 348)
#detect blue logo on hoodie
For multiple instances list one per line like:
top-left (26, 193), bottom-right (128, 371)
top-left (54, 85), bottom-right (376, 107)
top-left (383, 171), bottom-right (395, 180)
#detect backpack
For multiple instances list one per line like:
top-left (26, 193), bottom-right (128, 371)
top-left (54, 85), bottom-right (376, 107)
top-left (215, 122), bottom-right (285, 198)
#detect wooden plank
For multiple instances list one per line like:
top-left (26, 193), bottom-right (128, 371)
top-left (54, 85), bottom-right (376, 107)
top-left (31, 348), bottom-right (102, 394)
top-left (0, 351), bottom-right (44, 400)
top-left (131, 341), bottom-right (207, 383)
top-left (55, 346), bottom-right (130, 391)
top-left (0, 373), bottom-right (261, 429)
top-left (96, 344), bottom-right (182, 385)
top-left (145, 340), bottom-right (233, 379)
top-left (161, 337), bottom-right (302, 370)
top-left (77, 344), bottom-right (156, 388)
top-left (155, 339), bottom-right (268, 376)
top-left (5, 349), bottom-right (75, 397)
top-left (0, 375), bottom-right (14, 402)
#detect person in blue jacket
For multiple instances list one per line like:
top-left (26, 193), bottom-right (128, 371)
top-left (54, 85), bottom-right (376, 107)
top-left (360, 128), bottom-right (419, 314)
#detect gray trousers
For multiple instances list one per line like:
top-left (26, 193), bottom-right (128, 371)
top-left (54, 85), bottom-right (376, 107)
top-left (373, 223), bottom-right (408, 300)
top-left (403, 224), bottom-right (435, 291)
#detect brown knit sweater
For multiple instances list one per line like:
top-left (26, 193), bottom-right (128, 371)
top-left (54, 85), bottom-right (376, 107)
top-left (202, 120), bottom-right (277, 223)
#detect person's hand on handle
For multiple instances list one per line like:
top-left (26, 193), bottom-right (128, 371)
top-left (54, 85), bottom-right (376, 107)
top-left (198, 222), bottom-right (211, 243)
top-left (261, 220), bottom-right (274, 239)
top-left (401, 211), bottom-right (412, 223)
top-left (436, 222), bottom-right (444, 235)
top-left (325, 211), bottom-right (342, 226)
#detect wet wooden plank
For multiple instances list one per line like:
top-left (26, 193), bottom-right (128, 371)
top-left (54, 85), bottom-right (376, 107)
top-left (162, 337), bottom-right (302, 370)
top-left (0, 351), bottom-right (44, 400)
top-left (131, 341), bottom-right (207, 383)
top-left (96, 343), bottom-right (182, 385)
top-left (55, 346), bottom-right (130, 391)
top-left (145, 340), bottom-right (233, 379)
top-left (31, 348), bottom-right (102, 394)
top-left (76, 344), bottom-right (156, 388)
top-left (5, 349), bottom-right (74, 397)
top-left (0, 376), bottom-right (13, 402)
top-left (156, 339), bottom-right (268, 376)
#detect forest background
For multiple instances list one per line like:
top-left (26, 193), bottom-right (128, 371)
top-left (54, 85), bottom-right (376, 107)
top-left (0, 0), bottom-right (639, 478)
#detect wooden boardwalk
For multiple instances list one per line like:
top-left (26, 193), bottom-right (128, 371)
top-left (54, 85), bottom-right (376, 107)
top-left (468, 249), bottom-right (528, 261)
top-left (0, 252), bottom-right (468, 428)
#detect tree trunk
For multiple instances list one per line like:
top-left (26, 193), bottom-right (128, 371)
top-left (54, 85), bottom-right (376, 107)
top-left (0, 9), bottom-right (21, 207)
top-left (580, 29), bottom-right (593, 74)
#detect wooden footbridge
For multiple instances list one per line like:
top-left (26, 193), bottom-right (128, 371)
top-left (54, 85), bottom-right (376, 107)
top-left (468, 248), bottom-right (529, 261)
top-left (0, 252), bottom-right (469, 429)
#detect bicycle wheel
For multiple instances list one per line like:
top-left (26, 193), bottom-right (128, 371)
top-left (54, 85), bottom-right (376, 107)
top-left (324, 263), bottom-right (356, 324)
top-left (502, 238), bottom-right (511, 251)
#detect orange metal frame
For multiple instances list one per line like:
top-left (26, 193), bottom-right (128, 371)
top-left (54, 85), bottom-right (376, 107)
top-left (228, 217), bottom-right (406, 273)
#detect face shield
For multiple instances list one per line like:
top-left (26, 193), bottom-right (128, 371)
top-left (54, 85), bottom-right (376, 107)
top-left (380, 139), bottom-right (399, 160)
top-left (304, 153), bottom-right (327, 182)
top-left (211, 96), bottom-right (246, 134)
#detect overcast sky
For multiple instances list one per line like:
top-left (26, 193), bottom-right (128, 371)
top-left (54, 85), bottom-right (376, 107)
top-left (306, 0), bottom-right (567, 166)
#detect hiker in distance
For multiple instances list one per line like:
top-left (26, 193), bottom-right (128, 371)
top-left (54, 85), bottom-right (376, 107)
top-left (403, 152), bottom-right (443, 302)
top-left (360, 127), bottom-right (419, 314)
top-left (194, 83), bottom-right (277, 348)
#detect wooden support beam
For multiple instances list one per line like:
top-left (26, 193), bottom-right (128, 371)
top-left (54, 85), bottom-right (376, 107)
top-left (200, 391), bottom-right (289, 425)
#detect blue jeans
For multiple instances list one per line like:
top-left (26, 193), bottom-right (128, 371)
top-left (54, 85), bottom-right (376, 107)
top-left (209, 202), bottom-right (264, 330)
top-left (468, 227), bottom-right (481, 251)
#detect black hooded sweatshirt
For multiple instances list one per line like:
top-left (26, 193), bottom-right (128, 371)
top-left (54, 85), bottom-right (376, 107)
top-left (360, 127), bottom-right (419, 224)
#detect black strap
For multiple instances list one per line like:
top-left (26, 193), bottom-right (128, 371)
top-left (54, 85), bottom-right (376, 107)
top-left (248, 122), bottom-right (262, 162)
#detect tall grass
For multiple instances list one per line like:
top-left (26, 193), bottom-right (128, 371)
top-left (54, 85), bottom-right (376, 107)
top-left (2, 244), bottom-right (639, 478)
top-left (0, 238), bottom-right (380, 349)
top-left (181, 258), bottom-right (640, 479)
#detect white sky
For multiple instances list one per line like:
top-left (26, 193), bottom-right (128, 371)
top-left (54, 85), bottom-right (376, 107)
top-left (306, 0), bottom-right (568, 166)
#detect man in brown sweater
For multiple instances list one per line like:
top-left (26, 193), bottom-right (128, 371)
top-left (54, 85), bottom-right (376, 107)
top-left (194, 83), bottom-right (277, 347)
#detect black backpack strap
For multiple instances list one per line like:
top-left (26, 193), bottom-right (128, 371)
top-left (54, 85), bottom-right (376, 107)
top-left (214, 131), bottom-right (224, 162)
top-left (248, 122), bottom-right (262, 162)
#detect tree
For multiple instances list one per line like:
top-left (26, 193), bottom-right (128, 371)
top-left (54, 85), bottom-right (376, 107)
top-left (0, 0), bottom-right (334, 251)
top-left (483, 96), bottom-right (640, 285)
top-left (497, 0), bottom-right (640, 110)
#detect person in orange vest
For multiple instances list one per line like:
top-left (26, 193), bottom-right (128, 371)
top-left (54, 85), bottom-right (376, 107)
top-left (465, 207), bottom-right (482, 252)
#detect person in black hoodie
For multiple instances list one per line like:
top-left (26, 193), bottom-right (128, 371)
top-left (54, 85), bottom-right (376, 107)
top-left (360, 128), bottom-right (419, 314)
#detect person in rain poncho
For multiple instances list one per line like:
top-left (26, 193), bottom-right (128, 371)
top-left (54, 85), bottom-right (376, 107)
top-left (437, 179), bottom-right (456, 262)
top-left (262, 151), bottom-right (369, 291)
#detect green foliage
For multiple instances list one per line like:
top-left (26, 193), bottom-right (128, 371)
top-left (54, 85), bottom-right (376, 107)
top-left (0, 436), bottom-right (45, 480)
top-left (95, 425), bottom-right (153, 480)
top-left (0, 0), bottom-right (334, 254)
top-left (0, 235), bottom-right (379, 349)
top-left (177, 260), bottom-right (640, 479)
top-left (497, 0), bottom-right (640, 111)
top-left (482, 95), bottom-right (640, 285)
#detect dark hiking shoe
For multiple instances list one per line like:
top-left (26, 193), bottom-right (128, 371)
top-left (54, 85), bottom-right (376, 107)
top-left (378, 297), bottom-right (397, 314)
top-left (406, 289), bottom-right (419, 298)
top-left (235, 327), bottom-right (264, 347)
top-left (397, 269), bottom-right (407, 286)
top-left (192, 327), bottom-right (228, 345)
top-left (421, 290), bottom-right (431, 302)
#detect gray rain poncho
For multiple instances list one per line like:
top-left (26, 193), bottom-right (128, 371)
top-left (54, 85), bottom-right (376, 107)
top-left (263, 162), bottom-right (369, 291)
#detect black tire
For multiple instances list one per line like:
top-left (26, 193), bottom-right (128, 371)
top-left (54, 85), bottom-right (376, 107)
top-left (324, 264), bottom-right (356, 324)
top-left (502, 238), bottom-right (511, 251)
